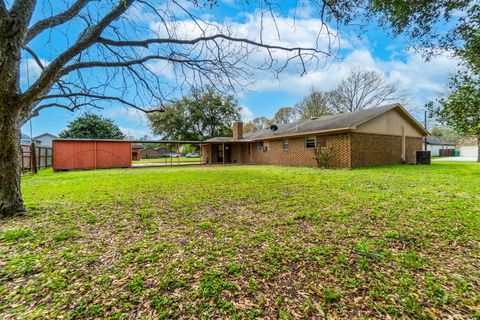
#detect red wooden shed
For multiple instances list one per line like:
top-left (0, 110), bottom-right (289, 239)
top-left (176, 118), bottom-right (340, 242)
top-left (53, 139), bottom-right (132, 171)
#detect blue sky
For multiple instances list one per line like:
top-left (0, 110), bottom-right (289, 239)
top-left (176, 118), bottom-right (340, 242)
top-left (20, 0), bottom-right (458, 138)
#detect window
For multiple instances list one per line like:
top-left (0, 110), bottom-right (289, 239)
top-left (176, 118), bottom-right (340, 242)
top-left (305, 136), bottom-right (316, 149)
top-left (282, 139), bottom-right (289, 150)
top-left (257, 141), bottom-right (264, 151)
top-left (317, 137), bottom-right (327, 148)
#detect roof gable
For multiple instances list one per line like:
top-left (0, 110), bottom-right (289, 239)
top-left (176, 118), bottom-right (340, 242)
top-left (33, 133), bottom-right (58, 139)
top-left (243, 104), bottom-right (427, 140)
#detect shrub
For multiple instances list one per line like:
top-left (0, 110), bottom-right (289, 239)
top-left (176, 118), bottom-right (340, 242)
top-left (313, 146), bottom-right (335, 168)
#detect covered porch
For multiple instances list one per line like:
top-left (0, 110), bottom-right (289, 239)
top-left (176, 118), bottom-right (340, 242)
top-left (200, 140), bottom-right (253, 164)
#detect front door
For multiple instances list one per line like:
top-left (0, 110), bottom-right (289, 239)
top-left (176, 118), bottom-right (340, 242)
top-left (216, 144), bottom-right (232, 163)
top-left (224, 144), bottom-right (232, 163)
top-left (216, 144), bottom-right (223, 163)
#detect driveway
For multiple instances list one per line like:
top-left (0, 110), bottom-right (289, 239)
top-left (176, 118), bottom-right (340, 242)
top-left (434, 156), bottom-right (477, 162)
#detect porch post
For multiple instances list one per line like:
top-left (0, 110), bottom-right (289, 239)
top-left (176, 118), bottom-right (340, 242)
top-left (250, 143), bottom-right (252, 163)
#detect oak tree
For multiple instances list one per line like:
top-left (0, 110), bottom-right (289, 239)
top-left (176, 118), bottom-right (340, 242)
top-left (59, 113), bottom-right (125, 139)
top-left (148, 87), bottom-right (240, 140)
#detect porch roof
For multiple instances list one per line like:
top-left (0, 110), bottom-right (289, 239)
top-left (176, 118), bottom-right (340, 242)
top-left (203, 137), bottom-right (253, 143)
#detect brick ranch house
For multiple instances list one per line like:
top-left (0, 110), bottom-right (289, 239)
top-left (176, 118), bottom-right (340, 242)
top-left (200, 104), bottom-right (429, 168)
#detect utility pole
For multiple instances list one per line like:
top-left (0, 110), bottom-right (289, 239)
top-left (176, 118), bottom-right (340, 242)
top-left (424, 110), bottom-right (428, 151)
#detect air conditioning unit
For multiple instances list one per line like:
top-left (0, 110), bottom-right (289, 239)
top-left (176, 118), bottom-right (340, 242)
top-left (416, 151), bottom-right (431, 165)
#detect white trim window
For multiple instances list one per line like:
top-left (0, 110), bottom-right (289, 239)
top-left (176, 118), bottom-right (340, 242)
top-left (305, 136), bottom-right (316, 149)
top-left (282, 139), bottom-right (289, 150)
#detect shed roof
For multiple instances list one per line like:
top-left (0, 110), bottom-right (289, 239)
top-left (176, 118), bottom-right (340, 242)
top-left (204, 104), bottom-right (428, 143)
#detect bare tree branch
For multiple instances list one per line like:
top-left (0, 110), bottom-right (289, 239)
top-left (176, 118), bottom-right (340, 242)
top-left (97, 34), bottom-right (329, 55)
top-left (25, 0), bottom-right (90, 43)
top-left (60, 55), bottom-right (217, 74)
top-left (31, 101), bottom-right (90, 116)
top-left (37, 92), bottom-right (161, 113)
top-left (328, 69), bottom-right (406, 113)
top-left (23, 46), bottom-right (44, 69)
top-left (20, 0), bottom-right (135, 106)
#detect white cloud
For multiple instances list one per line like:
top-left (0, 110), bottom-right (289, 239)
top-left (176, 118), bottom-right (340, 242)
top-left (20, 58), bottom-right (49, 86)
top-left (119, 4), bottom-right (459, 123)
top-left (249, 48), bottom-right (458, 110)
top-left (222, 0), bottom-right (236, 6)
top-left (146, 9), bottom-right (346, 83)
top-left (240, 105), bottom-right (254, 122)
top-left (105, 107), bottom-right (149, 124)
top-left (143, 5), bottom-right (458, 113)
top-left (119, 126), bottom-right (153, 139)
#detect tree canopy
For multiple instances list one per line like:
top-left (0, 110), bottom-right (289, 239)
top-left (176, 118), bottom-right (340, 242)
top-left (294, 88), bottom-right (332, 120)
top-left (148, 87), bottom-right (240, 141)
top-left (369, 0), bottom-right (478, 58)
top-left (429, 126), bottom-right (463, 144)
top-left (429, 72), bottom-right (480, 160)
top-left (428, 7), bottom-right (479, 161)
top-left (272, 107), bottom-right (296, 124)
top-left (244, 117), bottom-right (272, 133)
top-left (59, 113), bottom-right (125, 139)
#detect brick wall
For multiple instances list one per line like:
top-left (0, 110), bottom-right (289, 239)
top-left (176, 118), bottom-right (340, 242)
top-left (406, 137), bottom-right (423, 163)
top-left (244, 133), bottom-right (351, 168)
top-left (200, 144), bottom-right (211, 164)
top-left (203, 133), bottom-right (423, 168)
top-left (350, 133), bottom-right (423, 168)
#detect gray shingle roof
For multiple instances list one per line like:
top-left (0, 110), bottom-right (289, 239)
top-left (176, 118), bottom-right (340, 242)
top-left (204, 104), bottom-right (427, 143)
top-left (203, 137), bottom-right (250, 143)
top-left (425, 136), bottom-right (455, 146)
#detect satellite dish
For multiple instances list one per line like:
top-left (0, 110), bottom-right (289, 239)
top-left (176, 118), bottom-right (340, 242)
top-left (270, 124), bottom-right (278, 132)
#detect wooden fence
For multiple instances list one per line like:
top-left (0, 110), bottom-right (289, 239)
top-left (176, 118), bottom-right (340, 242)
top-left (439, 149), bottom-right (455, 157)
top-left (21, 144), bottom-right (52, 174)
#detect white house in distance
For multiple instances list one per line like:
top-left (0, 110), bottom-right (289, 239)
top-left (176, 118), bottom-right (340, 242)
top-left (456, 137), bottom-right (478, 158)
top-left (20, 133), bottom-right (41, 145)
top-left (422, 136), bottom-right (456, 156)
top-left (33, 133), bottom-right (58, 147)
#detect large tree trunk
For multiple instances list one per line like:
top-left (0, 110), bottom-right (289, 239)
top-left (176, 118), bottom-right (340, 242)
top-left (0, 111), bottom-right (26, 218)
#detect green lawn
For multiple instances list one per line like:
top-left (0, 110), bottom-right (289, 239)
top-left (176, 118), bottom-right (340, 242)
top-left (133, 157), bottom-right (201, 163)
top-left (1, 163), bottom-right (479, 319)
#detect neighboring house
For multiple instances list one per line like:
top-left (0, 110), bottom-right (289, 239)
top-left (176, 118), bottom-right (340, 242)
top-left (422, 137), bottom-right (456, 157)
top-left (33, 133), bottom-right (58, 147)
top-left (201, 104), bottom-right (428, 168)
top-left (456, 137), bottom-right (478, 158)
top-left (141, 147), bottom-right (170, 159)
top-left (20, 133), bottom-right (41, 145)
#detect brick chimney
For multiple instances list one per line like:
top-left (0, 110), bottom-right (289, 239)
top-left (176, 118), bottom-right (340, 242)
top-left (232, 121), bottom-right (243, 140)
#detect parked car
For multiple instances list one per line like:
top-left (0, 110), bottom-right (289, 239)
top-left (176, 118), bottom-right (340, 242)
top-left (167, 152), bottom-right (179, 158)
top-left (185, 153), bottom-right (200, 158)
